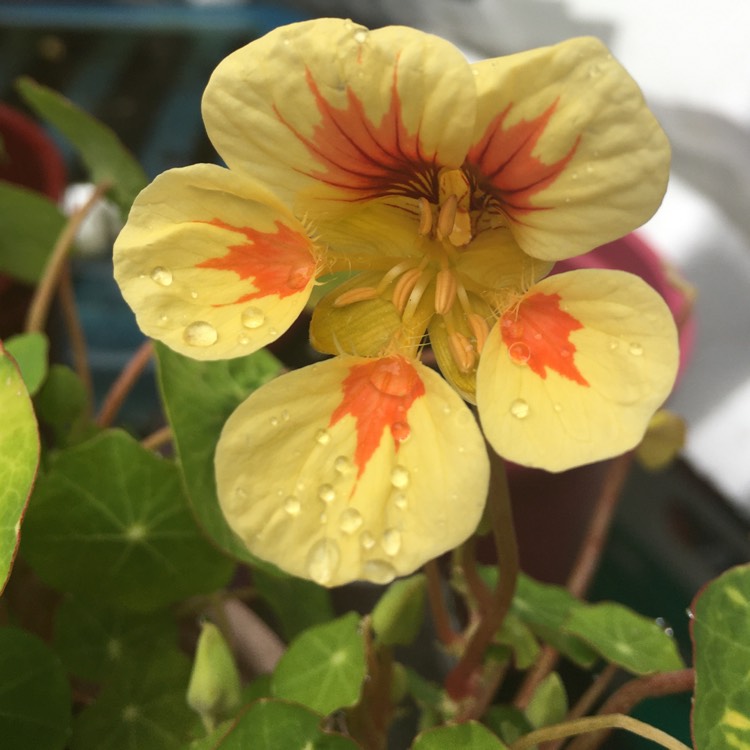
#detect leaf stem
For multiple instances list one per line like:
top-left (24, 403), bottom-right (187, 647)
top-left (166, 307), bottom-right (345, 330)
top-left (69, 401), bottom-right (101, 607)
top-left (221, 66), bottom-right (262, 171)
top-left (510, 713), bottom-right (692, 750)
top-left (459, 535), bottom-right (494, 616)
top-left (96, 339), bottom-right (153, 427)
top-left (424, 559), bottom-right (460, 647)
top-left (25, 181), bottom-right (111, 334)
top-left (445, 459), bottom-right (518, 703)
top-left (141, 424), bottom-right (172, 452)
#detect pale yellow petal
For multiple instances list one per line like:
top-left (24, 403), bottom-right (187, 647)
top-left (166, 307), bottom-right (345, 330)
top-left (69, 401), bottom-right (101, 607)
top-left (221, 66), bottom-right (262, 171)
top-left (202, 19), bottom-right (475, 212)
top-left (476, 269), bottom-right (679, 471)
top-left (468, 37), bottom-right (670, 260)
top-left (113, 164), bottom-right (316, 360)
top-left (216, 355), bottom-right (489, 586)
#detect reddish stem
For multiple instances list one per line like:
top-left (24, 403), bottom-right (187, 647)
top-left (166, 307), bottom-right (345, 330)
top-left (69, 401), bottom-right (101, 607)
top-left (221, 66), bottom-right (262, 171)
top-left (96, 339), bottom-right (153, 427)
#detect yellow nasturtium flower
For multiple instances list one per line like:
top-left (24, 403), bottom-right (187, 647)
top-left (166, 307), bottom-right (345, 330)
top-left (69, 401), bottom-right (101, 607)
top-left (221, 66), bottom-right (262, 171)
top-left (113, 19), bottom-right (678, 586)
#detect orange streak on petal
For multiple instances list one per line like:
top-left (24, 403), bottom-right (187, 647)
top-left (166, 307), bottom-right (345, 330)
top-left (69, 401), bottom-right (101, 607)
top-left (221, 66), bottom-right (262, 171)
top-left (196, 218), bottom-right (316, 304)
top-left (468, 100), bottom-right (579, 218)
top-left (329, 357), bottom-right (426, 479)
top-left (501, 292), bottom-right (589, 385)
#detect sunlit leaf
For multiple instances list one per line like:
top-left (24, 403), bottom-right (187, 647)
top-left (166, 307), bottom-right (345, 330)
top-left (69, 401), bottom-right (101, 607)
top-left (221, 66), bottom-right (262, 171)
top-left (0, 182), bottom-right (65, 283)
top-left (411, 721), bottom-right (509, 749)
top-left (71, 647), bottom-right (199, 750)
top-left (372, 574), bottom-right (426, 646)
top-left (0, 344), bottom-right (39, 593)
top-left (271, 612), bottom-right (366, 715)
top-left (252, 566), bottom-right (334, 641)
top-left (4, 333), bottom-right (48, 395)
top-left (21, 429), bottom-right (234, 610)
top-left (53, 596), bottom-right (178, 681)
top-left (692, 563), bottom-right (750, 750)
top-left (0, 627), bottom-right (71, 750)
top-left (16, 77), bottom-right (148, 217)
top-left (155, 342), bottom-right (281, 565)
top-left (564, 601), bottom-right (684, 675)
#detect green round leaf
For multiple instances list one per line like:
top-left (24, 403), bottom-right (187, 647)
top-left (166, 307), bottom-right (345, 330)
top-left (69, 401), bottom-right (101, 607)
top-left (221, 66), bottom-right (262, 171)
top-left (691, 563), bottom-right (750, 750)
top-left (21, 429), bottom-right (233, 610)
top-left (155, 342), bottom-right (281, 565)
top-left (0, 345), bottom-right (39, 593)
top-left (563, 601), bottom-right (685, 675)
top-left (525, 672), bottom-right (567, 729)
top-left (411, 721), bottom-right (508, 749)
top-left (196, 699), bottom-right (360, 749)
top-left (53, 596), bottom-right (178, 681)
top-left (72, 647), bottom-right (199, 750)
top-left (271, 612), bottom-right (366, 715)
top-left (371, 574), bottom-right (426, 646)
top-left (0, 627), bottom-right (71, 750)
top-left (4, 332), bottom-right (49, 395)
top-left (34, 364), bottom-right (92, 446)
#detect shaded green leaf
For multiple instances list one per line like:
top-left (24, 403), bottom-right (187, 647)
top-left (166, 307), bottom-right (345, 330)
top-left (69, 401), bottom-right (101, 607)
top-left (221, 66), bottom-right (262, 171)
top-left (496, 613), bottom-right (540, 670)
top-left (155, 342), bottom-right (281, 565)
top-left (21, 429), bottom-right (233, 610)
top-left (53, 596), bottom-right (177, 682)
top-left (0, 344), bottom-right (39, 593)
top-left (372, 574), bottom-right (426, 646)
top-left (0, 181), bottom-right (65, 283)
top-left (0, 627), bottom-right (71, 750)
top-left (272, 612), bottom-right (366, 715)
top-left (405, 668), bottom-right (444, 731)
top-left (253, 566), bottom-right (334, 641)
top-left (4, 332), bottom-right (48, 395)
top-left (71, 647), bottom-right (199, 750)
top-left (483, 706), bottom-right (533, 746)
top-left (17, 77), bottom-right (148, 216)
top-left (197, 699), bottom-right (360, 749)
top-left (411, 721), bottom-right (509, 749)
top-left (525, 672), bottom-right (567, 729)
top-left (564, 601), bottom-right (684, 675)
top-left (34, 364), bottom-right (93, 446)
top-left (692, 563), bottom-right (750, 750)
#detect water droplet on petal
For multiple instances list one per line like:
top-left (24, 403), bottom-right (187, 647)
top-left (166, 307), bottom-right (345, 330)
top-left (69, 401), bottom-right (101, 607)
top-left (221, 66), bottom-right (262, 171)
top-left (510, 399), bottom-right (529, 419)
top-left (183, 321), bottom-right (218, 347)
top-left (158, 314), bottom-right (169, 327)
top-left (363, 559), bottom-right (396, 585)
top-left (392, 491), bottom-right (408, 510)
top-left (381, 528), bottom-right (401, 556)
top-left (391, 421), bottom-right (411, 442)
top-left (306, 539), bottom-right (340, 585)
top-left (281, 409), bottom-right (290, 422)
top-left (190, 290), bottom-right (198, 299)
top-left (508, 342), bottom-right (531, 364)
top-left (390, 465), bottom-right (410, 489)
top-left (241, 306), bottom-right (265, 329)
top-left (608, 340), bottom-right (619, 351)
top-left (287, 265), bottom-right (311, 290)
top-left (553, 403), bottom-right (563, 413)
top-left (269, 416), bottom-right (279, 427)
top-left (353, 29), bottom-right (368, 43)
top-left (283, 496), bottom-right (301, 516)
top-left (149, 266), bottom-right (173, 286)
top-left (320, 512), bottom-right (328, 524)
top-left (315, 429), bottom-right (331, 446)
top-left (629, 342), bottom-right (644, 356)
top-left (318, 484), bottom-right (336, 503)
top-left (360, 531), bottom-right (376, 550)
top-left (339, 508), bottom-right (363, 534)
top-left (334, 455), bottom-right (352, 474)
top-left (238, 334), bottom-right (250, 345)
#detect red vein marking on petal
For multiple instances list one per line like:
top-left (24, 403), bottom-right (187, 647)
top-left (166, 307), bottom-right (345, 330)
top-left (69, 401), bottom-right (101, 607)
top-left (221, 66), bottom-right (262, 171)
top-left (329, 356), bottom-right (426, 480)
top-left (273, 65), bottom-right (438, 202)
top-left (467, 100), bottom-right (579, 220)
top-left (195, 218), bottom-right (316, 305)
top-left (501, 292), bottom-right (589, 385)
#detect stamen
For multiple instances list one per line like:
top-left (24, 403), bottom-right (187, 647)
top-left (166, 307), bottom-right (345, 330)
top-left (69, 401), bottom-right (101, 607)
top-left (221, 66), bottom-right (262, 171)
top-left (449, 208), bottom-right (472, 247)
top-left (333, 286), bottom-right (380, 307)
top-left (436, 194), bottom-right (458, 240)
top-left (448, 330), bottom-right (476, 373)
top-left (402, 270), bottom-right (433, 323)
top-left (376, 259), bottom-right (420, 294)
top-left (417, 197), bottom-right (433, 236)
top-left (392, 268), bottom-right (425, 314)
top-left (466, 312), bottom-right (490, 354)
top-left (434, 269), bottom-right (458, 316)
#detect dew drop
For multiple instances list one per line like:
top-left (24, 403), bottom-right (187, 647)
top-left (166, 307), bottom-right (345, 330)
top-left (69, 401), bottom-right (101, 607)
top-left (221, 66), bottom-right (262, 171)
top-left (287, 265), bottom-right (311, 290)
top-left (502, 320), bottom-right (524, 339)
top-left (238, 334), bottom-right (250, 345)
top-left (629, 342), bottom-right (644, 356)
top-left (381, 528), bottom-right (402, 556)
top-left (360, 531), bottom-right (376, 550)
top-left (283, 496), bottom-right (301, 516)
top-left (320, 512), bottom-right (328, 524)
top-left (315, 428), bottom-right (331, 446)
top-left (510, 399), bottom-right (530, 419)
top-left (442, 404), bottom-right (452, 415)
top-left (339, 508), bottom-right (363, 534)
top-left (306, 539), bottom-right (340, 585)
top-left (190, 290), bottom-right (198, 299)
top-left (334, 455), bottom-right (352, 475)
top-left (608, 340), bottom-right (619, 351)
top-left (281, 409), bottom-right (291, 422)
top-left (391, 421), bottom-right (411, 442)
top-left (158, 314), bottom-right (169, 327)
top-left (183, 321), bottom-right (218, 347)
top-left (149, 266), bottom-right (173, 286)
top-left (508, 341), bottom-right (531, 364)
top-left (392, 491), bottom-right (408, 510)
top-left (235, 486), bottom-right (247, 499)
top-left (553, 403), bottom-right (563, 413)
top-left (269, 416), bottom-right (279, 427)
top-left (363, 559), bottom-right (397, 585)
top-left (318, 484), bottom-right (336, 503)
top-left (241, 306), bottom-right (265, 329)
top-left (353, 29), bottom-right (368, 43)
top-left (390, 465), bottom-right (410, 489)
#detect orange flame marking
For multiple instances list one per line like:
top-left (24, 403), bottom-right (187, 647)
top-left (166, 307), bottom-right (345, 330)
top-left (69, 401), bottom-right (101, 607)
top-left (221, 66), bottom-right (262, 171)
top-left (467, 100), bottom-right (579, 219)
top-left (329, 357), bottom-right (426, 480)
top-left (501, 292), bottom-right (589, 385)
top-left (196, 218), bottom-right (315, 304)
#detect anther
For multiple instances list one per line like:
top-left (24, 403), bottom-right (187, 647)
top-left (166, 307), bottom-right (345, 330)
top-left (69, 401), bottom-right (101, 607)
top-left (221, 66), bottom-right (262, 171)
top-left (434, 269), bottom-right (458, 316)
top-left (466, 312), bottom-right (490, 354)
top-left (436, 195), bottom-right (458, 241)
top-left (417, 197), bottom-right (433, 236)
top-left (448, 330), bottom-right (476, 373)
top-left (333, 286), bottom-right (380, 307)
top-left (392, 267), bottom-right (425, 314)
